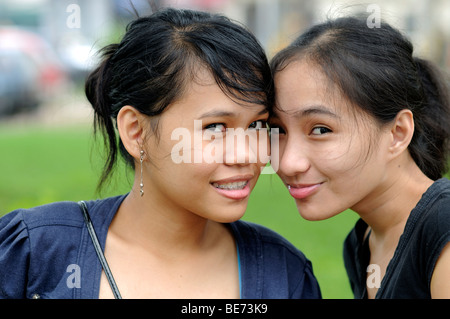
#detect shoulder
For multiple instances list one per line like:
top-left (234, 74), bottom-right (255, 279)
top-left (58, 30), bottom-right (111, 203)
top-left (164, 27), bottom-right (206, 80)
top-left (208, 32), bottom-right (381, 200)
top-left (0, 201), bottom-right (84, 298)
top-left (3, 201), bottom-right (84, 229)
top-left (0, 195), bottom-right (126, 298)
top-left (418, 178), bottom-right (450, 238)
top-left (1, 195), bottom-right (126, 231)
top-left (409, 178), bottom-right (450, 285)
top-left (0, 201), bottom-right (84, 244)
top-left (0, 195), bottom-right (126, 247)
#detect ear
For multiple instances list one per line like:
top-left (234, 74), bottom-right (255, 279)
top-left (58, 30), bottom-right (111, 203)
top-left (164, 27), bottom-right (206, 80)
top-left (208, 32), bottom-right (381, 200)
top-left (388, 109), bottom-right (414, 159)
top-left (117, 105), bottom-right (146, 160)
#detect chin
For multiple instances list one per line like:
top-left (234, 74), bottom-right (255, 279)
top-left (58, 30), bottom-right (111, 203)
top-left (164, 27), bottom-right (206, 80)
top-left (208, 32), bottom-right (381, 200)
top-left (212, 206), bottom-right (247, 224)
top-left (213, 215), bottom-right (245, 224)
top-left (295, 202), bottom-right (339, 221)
top-left (298, 211), bottom-right (329, 221)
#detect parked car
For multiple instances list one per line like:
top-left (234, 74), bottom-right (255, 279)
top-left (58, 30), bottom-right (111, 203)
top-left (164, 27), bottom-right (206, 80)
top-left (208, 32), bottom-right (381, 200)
top-left (0, 26), bottom-right (67, 116)
top-left (0, 49), bottom-right (40, 115)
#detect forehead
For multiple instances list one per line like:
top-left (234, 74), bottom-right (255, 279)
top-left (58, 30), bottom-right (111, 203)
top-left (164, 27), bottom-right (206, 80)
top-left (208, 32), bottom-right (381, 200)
top-left (274, 60), bottom-right (354, 119)
top-left (167, 67), bottom-right (267, 117)
top-left (275, 61), bottom-right (333, 108)
top-left (273, 60), bottom-right (381, 134)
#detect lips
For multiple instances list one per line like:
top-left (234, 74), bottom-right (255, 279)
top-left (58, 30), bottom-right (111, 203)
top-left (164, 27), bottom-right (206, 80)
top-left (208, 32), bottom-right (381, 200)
top-left (211, 175), bottom-right (253, 200)
top-left (287, 183), bottom-right (322, 199)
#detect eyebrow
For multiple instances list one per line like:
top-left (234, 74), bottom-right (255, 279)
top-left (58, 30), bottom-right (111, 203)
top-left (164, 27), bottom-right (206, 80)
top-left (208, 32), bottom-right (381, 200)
top-left (198, 108), bottom-right (268, 119)
top-left (275, 104), bottom-right (339, 119)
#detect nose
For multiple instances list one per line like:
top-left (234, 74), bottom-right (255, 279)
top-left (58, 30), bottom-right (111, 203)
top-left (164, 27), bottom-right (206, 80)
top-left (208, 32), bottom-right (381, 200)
top-left (223, 128), bottom-right (260, 165)
top-left (278, 136), bottom-right (311, 177)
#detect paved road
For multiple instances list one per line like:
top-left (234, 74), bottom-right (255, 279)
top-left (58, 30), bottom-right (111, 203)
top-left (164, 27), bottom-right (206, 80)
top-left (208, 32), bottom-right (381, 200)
top-left (0, 91), bottom-right (93, 128)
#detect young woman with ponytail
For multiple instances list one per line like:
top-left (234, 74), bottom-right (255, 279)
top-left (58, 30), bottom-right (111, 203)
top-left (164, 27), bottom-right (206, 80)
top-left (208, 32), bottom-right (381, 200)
top-left (0, 8), bottom-right (320, 299)
top-left (270, 16), bottom-right (450, 298)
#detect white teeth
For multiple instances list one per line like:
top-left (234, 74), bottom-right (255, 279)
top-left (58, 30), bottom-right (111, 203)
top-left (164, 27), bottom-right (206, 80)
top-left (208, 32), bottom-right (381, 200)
top-left (212, 181), bottom-right (247, 190)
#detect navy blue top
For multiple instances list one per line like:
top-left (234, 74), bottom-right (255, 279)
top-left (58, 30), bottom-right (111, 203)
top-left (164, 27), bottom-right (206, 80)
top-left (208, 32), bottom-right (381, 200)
top-left (0, 195), bottom-right (321, 299)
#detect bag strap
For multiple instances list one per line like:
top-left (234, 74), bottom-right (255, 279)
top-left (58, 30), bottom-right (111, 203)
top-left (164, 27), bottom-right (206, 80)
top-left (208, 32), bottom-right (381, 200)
top-left (78, 201), bottom-right (122, 299)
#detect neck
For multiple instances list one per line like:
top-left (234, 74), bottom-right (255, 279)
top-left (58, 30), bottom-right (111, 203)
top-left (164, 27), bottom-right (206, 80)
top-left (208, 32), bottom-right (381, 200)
top-left (352, 157), bottom-right (433, 238)
top-left (109, 185), bottom-right (219, 258)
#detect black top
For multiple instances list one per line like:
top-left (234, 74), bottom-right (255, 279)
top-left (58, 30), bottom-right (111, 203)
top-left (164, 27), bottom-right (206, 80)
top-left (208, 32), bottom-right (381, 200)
top-left (343, 178), bottom-right (450, 298)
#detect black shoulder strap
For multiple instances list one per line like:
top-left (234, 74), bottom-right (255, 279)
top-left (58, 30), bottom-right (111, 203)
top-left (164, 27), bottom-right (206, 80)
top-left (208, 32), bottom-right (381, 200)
top-left (78, 201), bottom-right (122, 299)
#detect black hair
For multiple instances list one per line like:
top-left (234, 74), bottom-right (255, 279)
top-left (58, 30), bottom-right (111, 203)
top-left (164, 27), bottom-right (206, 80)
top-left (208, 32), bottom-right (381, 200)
top-left (85, 7), bottom-right (273, 191)
top-left (271, 16), bottom-right (450, 180)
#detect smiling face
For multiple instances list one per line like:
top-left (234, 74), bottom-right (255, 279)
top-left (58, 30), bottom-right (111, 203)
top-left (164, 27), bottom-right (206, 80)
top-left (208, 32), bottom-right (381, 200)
top-left (141, 69), bottom-right (269, 223)
top-left (272, 60), bottom-right (393, 220)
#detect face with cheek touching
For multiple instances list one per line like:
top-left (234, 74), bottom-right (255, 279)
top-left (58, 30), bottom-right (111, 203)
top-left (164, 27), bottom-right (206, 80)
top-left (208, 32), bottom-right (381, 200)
top-left (271, 60), bottom-right (392, 221)
top-left (142, 69), bottom-right (270, 223)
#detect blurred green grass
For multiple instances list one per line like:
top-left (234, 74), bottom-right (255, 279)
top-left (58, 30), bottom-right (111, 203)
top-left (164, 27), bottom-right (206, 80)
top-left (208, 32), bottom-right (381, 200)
top-left (0, 123), bottom-right (358, 298)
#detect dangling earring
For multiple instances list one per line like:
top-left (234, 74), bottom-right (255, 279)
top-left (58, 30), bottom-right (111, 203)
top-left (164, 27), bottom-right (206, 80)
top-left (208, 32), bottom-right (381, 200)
top-left (139, 150), bottom-right (145, 197)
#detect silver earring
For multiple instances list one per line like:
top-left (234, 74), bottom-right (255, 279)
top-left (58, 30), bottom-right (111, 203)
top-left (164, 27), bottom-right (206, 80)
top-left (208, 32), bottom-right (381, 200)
top-left (139, 150), bottom-right (145, 197)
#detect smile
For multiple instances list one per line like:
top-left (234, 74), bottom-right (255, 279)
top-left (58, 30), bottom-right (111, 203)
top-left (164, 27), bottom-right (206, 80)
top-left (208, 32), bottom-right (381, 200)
top-left (210, 175), bottom-right (253, 200)
top-left (212, 181), bottom-right (248, 190)
top-left (287, 183), bottom-right (322, 199)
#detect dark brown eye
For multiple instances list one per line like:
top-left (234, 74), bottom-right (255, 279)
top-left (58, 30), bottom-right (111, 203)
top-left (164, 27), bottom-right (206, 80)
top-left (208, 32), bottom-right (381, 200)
top-left (311, 127), bottom-right (332, 135)
top-left (205, 123), bottom-right (226, 132)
